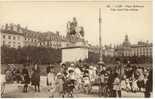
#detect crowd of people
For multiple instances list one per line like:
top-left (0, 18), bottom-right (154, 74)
top-left (2, 64), bottom-right (41, 94)
top-left (2, 61), bottom-right (153, 98)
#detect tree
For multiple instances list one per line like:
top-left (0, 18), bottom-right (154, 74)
top-left (1, 46), bottom-right (61, 64)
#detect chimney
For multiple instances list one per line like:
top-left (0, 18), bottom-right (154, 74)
top-left (5, 24), bottom-right (8, 30)
top-left (10, 23), bottom-right (13, 31)
top-left (56, 31), bottom-right (59, 35)
top-left (17, 24), bottom-right (21, 32)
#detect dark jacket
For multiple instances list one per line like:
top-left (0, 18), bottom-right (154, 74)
top-left (145, 70), bottom-right (152, 92)
top-left (22, 68), bottom-right (30, 84)
top-left (46, 66), bottom-right (51, 74)
top-left (31, 67), bottom-right (40, 85)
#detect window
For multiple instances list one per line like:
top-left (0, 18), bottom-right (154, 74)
top-left (18, 42), bottom-right (21, 48)
top-left (13, 42), bottom-right (15, 47)
top-left (8, 35), bottom-right (11, 39)
top-left (13, 36), bottom-right (16, 40)
top-left (8, 41), bottom-right (11, 47)
top-left (18, 36), bottom-right (20, 40)
top-left (3, 41), bottom-right (5, 45)
top-left (18, 46), bottom-right (21, 48)
top-left (3, 35), bottom-right (5, 39)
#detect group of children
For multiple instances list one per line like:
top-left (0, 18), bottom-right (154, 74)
top-left (3, 63), bottom-right (151, 98)
top-left (47, 65), bottom-right (77, 97)
top-left (47, 67), bottom-right (64, 97)
top-left (121, 66), bottom-right (150, 93)
top-left (46, 63), bottom-right (98, 97)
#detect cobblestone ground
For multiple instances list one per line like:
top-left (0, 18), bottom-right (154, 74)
top-left (1, 76), bottom-right (144, 98)
top-left (1, 84), bottom-right (144, 98)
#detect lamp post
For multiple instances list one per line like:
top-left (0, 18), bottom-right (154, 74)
top-left (98, 8), bottom-right (104, 65)
top-left (98, 8), bottom-right (105, 97)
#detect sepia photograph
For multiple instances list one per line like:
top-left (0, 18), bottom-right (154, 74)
top-left (0, 0), bottom-right (153, 98)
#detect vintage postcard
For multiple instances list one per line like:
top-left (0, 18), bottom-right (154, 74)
top-left (0, 0), bottom-right (152, 98)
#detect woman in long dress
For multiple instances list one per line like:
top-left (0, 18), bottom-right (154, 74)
top-left (31, 64), bottom-right (40, 92)
top-left (22, 64), bottom-right (30, 93)
top-left (47, 67), bottom-right (55, 97)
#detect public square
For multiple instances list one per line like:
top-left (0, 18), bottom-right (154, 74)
top-left (0, 1), bottom-right (152, 98)
top-left (2, 76), bottom-right (145, 98)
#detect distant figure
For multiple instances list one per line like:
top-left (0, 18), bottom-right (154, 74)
top-left (47, 67), bottom-right (55, 94)
top-left (83, 75), bottom-right (91, 94)
top-left (144, 69), bottom-right (152, 97)
top-left (22, 64), bottom-right (30, 93)
top-left (113, 73), bottom-right (121, 97)
top-left (74, 66), bottom-right (82, 90)
top-left (47, 64), bottom-right (53, 74)
top-left (137, 67), bottom-right (144, 92)
top-left (131, 77), bottom-right (139, 92)
top-left (46, 64), bottom-right (53, 86)
top-left (15, 68), bottom-right (22, 83)
top-left (115, 60), bottom-right (124, 79)
top-left (65, 69), bottom-right (76, 97)
top-left (31, 64), bottom-right (40, 92)
top-left (108, 69), bottom-right (116, 97)
top-left (5, 69), bottom-right (13, 83)
top-left (54, 73), bottom-right (64, 97)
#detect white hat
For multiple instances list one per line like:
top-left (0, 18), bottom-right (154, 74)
top-left (71, 63), bottom-right (74, 66)
top-left (90, 66), bottom-right (93, 69)
top-left (68, 67), bottom-right (74, 71)
top-left (57, 72), bottom-right (62, 76)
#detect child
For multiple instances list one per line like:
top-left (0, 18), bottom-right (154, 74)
top-left (82, 73), bottom-right (91, 94)
top-left (52, 73), bottom-right (64, 97)
top-left (47, 68), bottom-right (55, 96)
top-left (66, 69), bottom-right (76, 97)
top-left (125, 78), bottom-right (131, 92)
top-left (121, 75), bottom-right (126, 90)
top-left (113, 73), bottom-right (121, 97)
top-left (67, 69), bottom-right (75, 80)
top-left (132, 78), bottom-right (139, 92)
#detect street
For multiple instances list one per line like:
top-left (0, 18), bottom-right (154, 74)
top-left (2, 76), bottom-right (144, 98)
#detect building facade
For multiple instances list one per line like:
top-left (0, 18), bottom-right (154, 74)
top-left (88, 34), bottom-right (152, 58)
top-left (1, 24), bottom-right (25, 48)
top-left (1, 24), bottom-right (152, 57)
top-left (39, 31), bottom-right (67, 49)
top-left (103, 46), bottom-right (115, 57)
top-left (24, 30), bottom-right (41, 47)
top-left (115, 35), bottom-right (152, 57)
top-left (0, 23), bottom-right (68, 49)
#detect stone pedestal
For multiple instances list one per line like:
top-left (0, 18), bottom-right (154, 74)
top-left (61, 44), bottom-right (88, 63)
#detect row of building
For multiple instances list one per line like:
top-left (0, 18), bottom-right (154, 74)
top-left (102, 35), bottom-right (152, 57)
top-left (0, 23), bottom-right (68, 49)
top-left (0, 23), bottom-right (152, 57)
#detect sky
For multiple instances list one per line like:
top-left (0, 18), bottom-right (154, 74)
top-left (0, 1), bottom-right (152, 46)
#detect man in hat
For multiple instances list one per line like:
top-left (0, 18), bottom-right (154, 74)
top-left (22, 64), bottom-right (30, 93)
top-left (115, 60), bottom-right (124, 80)
top-left (97, 62), bottom-right (106, 97)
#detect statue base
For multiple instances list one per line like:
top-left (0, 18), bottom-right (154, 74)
top-left (61, 41), bottom-right (88, 63)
